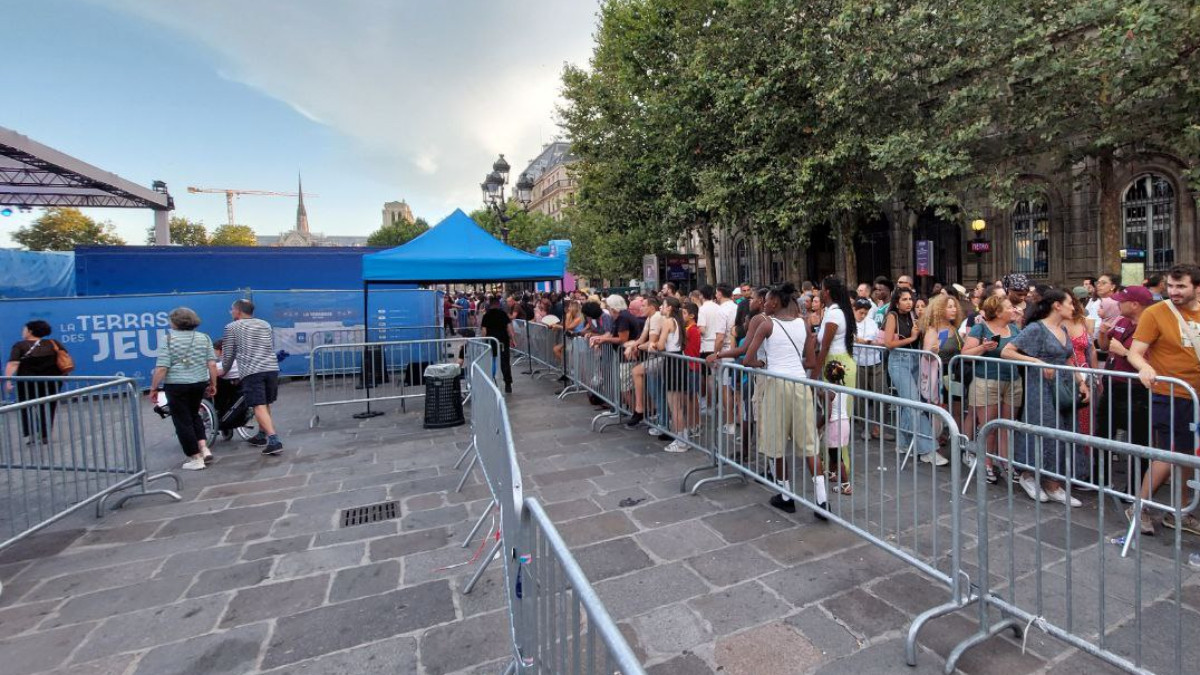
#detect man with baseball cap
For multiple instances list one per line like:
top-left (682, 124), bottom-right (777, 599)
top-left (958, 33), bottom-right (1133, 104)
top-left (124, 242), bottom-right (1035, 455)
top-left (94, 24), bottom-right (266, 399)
top-left (1098, 285), bottom-right (1155, 471)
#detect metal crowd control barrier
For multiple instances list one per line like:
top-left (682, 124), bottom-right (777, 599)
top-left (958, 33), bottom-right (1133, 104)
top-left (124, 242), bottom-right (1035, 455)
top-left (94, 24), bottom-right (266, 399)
top-left (948, 354), bottom-right (1200, 556)
top-left (523, 321), bottom-right (562, 381)
top-left (950, 418), bottom-right (1200, 675)
top-left (462, 360), bottom-right (645, 674)
top-left (309, 337), bottom-right (490, 427)
top-left (511, 319), bottom-right (530, 370)
top-left (1, 376), bottom-right (181, 554)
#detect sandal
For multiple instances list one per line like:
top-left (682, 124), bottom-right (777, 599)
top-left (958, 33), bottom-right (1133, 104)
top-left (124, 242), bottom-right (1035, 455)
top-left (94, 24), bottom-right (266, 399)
top-left (832, 482), bottom-right (852, 495)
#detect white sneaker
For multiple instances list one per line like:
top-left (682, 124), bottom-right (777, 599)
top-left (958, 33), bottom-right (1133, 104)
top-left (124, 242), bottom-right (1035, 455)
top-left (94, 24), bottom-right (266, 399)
top-left (919, 452), bottom-right (949, 467)
top-left (181, 457), bottom-right (206, 471)
top-left (1045, 486), bottom-right (1082, 508)
top-left (647, 425), bottom-right (662, 436)
top-left (1018, 474), bottom-right (1049, 503)
top-left (722, 424), bottom-right (736, 435)
top-left (1189, 552), bottom-right (1200, 570)
top-left (664, 440), bottom-right (688, 453)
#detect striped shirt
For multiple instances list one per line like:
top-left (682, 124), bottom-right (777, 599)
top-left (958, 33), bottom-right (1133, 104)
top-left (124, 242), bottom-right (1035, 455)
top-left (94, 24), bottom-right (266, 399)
top-left (156, 330), bottom-right (216, 384)
top-left (220, 318), bottom-right (278, 377)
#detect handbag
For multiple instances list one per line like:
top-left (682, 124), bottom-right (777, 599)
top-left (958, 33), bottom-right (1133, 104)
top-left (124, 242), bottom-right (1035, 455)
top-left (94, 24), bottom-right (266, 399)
top-left (51, 342), bottom-right (75, 375)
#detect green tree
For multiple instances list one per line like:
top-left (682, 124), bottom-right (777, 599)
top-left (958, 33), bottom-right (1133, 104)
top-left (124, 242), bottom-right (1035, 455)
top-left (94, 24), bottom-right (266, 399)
top-left (210, 224), bottom-right (258, 246)
top-left (145, 215), bottom-right (209, 245)
top-left (367, 217), bottom-right (430, 247)
top-left (12, 207), bottom-right (125, 250)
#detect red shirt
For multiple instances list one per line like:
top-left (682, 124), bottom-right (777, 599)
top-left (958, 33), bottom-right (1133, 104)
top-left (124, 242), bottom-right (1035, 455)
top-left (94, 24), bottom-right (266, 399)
top-left (1106, 317), bottom-right (1137, 373)
top-left (685, 324), bottom-right (701, 369)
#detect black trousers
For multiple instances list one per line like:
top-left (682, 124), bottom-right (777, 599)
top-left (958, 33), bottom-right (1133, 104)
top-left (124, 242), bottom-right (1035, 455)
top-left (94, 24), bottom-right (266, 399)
top-left (492, 341), bottom-right (513, 385)
top-left (17, 379), bottom-right (59, 441)
top-left (164, 381), bottom-right (208, 457)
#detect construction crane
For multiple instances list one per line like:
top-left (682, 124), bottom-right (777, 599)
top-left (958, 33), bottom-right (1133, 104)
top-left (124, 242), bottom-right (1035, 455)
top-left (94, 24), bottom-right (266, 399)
top-left (186, 186), bottom-right (317, 227)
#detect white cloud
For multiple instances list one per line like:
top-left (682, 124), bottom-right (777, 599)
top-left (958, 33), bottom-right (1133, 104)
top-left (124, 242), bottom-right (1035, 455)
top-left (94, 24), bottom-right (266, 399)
top-left (95, 0), bottom-right (598, 222)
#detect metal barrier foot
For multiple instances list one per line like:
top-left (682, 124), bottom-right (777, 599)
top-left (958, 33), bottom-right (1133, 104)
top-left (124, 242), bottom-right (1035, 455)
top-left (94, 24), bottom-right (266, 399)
top-left (352, 409), bottom-right (385, 420)
top-left (591, 411), bottom-right (619, 433)
top-left (463, 501), bottom-right (495, 548)
top-left (462, 538), bottom-right (502, 594)
top-left (943, 617), bottom-right (1022, 675)
top-left (906, 599), bottom-right (970, 667)
top-left (689, 461), bottom-right (747, 495)
top-left (453, 438), bottom-right (476, 470)
top-left (557, 384), bottom-right (584, 400)
top-left (456, 452), bottom-right (479, 493)
top-left (99, 472), bottom-right (184, 513)
top-left (309, 415), bottom-right (320, 428)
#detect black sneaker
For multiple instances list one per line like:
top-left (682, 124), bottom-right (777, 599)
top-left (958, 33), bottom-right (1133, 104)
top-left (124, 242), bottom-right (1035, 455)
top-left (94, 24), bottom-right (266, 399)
top-left (654, 432), bottom-right (673, 442)
top-left (262, 439), bottom-right (283, 456)
top-left (247, 432), bottom-right (268, 447)
top-left (769, 494), bottom-right (796, 513)
top-left (814, 501), bottom-right (830, 522)
top-left (623, 412), bottom-right (644, 429)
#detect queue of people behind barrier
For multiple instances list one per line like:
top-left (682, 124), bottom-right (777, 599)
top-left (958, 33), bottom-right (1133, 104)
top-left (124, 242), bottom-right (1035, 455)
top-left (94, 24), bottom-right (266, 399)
top-left (500, 267), bottom-right (1200, 571)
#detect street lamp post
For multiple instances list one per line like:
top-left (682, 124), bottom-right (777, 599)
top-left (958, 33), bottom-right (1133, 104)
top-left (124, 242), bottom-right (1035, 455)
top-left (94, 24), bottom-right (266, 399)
top-left (971, 219), bottom-right (987, 284)
top-left (480, 154), bottom-right (534, 245)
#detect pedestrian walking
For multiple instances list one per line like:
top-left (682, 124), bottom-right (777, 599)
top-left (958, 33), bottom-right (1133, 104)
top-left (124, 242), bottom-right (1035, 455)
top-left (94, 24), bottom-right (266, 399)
top-left (149, 308), bottom-right (218, 470)
top-left (481, 295), bottom-right (515, 393)
top-left (220, 299), bottom-right (283, 455)
top-left (4, 320), bottom-right (70, 445)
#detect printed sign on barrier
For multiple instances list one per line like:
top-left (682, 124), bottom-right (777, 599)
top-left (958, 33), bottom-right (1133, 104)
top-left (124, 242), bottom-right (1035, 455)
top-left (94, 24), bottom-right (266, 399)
top-left (0, 291), bottom-right (244, 386)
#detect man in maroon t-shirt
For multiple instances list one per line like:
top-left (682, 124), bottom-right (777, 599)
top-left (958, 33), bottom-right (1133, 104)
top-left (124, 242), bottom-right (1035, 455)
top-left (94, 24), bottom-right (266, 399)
top-left (1097, 285), bottom-right (1155, 475)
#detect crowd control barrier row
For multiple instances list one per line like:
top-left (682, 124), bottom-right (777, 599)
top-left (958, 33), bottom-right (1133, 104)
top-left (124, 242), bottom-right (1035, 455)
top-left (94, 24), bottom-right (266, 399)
top-left (951, 418), bottom-right (1200, 675)
top-left (308, 337), bottom-right (495, 427)
top-left (948, 354), bottom-right (1200, 557)
top-left (463, 359), bottom-right (645, 674)
top-left (0, 376), bottom-right (182, 554)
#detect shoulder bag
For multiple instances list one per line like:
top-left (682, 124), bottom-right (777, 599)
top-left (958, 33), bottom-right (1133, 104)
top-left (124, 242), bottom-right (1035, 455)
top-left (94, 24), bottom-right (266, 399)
top-left (1165, 301), bottom-right (1200, 364)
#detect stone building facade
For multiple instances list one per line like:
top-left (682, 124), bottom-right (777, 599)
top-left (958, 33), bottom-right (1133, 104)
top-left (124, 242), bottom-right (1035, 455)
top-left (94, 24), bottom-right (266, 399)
top-left (523, 141), bottom-right (577, 221)
top-left (685, 149), bottom-right (1198, 288)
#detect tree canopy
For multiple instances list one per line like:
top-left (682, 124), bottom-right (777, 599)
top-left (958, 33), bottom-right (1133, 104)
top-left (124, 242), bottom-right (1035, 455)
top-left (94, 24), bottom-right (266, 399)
top-left (209, 224), bottom-right (258, 246)
top-left (559, 0), bottom-right (1200, 276)
top-left (367, 217), bottom-right (430, 248)
top-left (12, 207), bottom-right (125, 250)
top-left (145, 216), bottom-right (209, 246)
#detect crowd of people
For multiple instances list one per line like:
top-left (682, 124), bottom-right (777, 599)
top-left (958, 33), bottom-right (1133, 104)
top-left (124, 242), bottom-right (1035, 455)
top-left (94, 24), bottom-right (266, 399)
top-left (468, 266), bottom-right (1200, 567)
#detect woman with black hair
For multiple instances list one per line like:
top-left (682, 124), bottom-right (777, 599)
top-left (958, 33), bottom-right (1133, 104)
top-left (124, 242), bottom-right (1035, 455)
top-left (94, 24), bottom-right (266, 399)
top-left (5, 320), bottom-right (67, 444)
top-left (815, 276), bottom-right (858, 388)
top-left (1001, 288), bottom-right (1090, 506)
top-left (882, 288), bottom-right (944, 464)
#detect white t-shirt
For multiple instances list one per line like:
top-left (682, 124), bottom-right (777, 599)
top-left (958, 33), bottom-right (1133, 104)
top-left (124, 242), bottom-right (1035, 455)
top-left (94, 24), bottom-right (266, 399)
top-left (1085, 298), bottom-right (1102, 340)
top-left (718, 300), bottom-right (738, 351)
top-left (854, 318), bottom-right (882, 366)
top-left (818, 303), bottom-right (849, 355)
top-left (697, 300), bottom-right (722, 352)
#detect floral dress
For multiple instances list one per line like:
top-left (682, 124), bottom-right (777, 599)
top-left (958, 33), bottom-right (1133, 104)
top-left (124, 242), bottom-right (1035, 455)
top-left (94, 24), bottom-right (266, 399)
top-left (1009, 321), bottom-right (1087, 479)
top-left (1069, 329), bottom-right (1092, 437)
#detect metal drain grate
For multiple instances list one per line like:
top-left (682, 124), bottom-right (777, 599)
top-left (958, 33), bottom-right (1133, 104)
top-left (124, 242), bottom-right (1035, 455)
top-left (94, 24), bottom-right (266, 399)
top-left (340, 501), bottom-right (400, 528)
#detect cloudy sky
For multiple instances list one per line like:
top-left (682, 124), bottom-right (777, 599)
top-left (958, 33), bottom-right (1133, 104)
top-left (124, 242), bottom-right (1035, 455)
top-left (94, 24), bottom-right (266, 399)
top-left (1, 0), bottom-right (599, 245)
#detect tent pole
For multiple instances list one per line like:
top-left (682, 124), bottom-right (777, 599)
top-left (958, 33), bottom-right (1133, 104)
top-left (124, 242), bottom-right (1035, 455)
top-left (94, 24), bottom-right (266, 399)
top-left (354, 279), bottom-right (384, 420)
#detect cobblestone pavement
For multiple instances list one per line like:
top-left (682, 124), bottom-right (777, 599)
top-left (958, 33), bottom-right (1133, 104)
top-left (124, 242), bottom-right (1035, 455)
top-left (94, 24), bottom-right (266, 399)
top-left (1, 374), bottom-right (1198, 674)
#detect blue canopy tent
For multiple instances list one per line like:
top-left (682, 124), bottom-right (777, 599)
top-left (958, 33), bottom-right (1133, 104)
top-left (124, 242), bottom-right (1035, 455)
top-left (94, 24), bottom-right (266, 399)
top-left (362, 209), bottom-right (565, 284)
top-left (354, 209), bottom-right (565, 418)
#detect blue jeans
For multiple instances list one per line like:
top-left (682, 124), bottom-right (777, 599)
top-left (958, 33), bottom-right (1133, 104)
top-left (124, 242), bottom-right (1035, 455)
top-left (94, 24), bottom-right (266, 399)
top-left (888, 352), bottom-right (936, 455)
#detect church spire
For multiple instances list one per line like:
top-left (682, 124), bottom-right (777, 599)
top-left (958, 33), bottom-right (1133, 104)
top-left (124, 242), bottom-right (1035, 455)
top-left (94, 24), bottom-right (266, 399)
top-left (296, 173), bottom-right (309, 235)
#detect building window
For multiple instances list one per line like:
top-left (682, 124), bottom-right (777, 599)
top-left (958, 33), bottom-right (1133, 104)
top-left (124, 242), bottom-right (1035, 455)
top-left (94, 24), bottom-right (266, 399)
top-left (735, 238), bottom-right (749, 283)
top-left (1012, 198), bottom-right (1050, 276)
top-left (1122, 174), bottom-right (1176, 271)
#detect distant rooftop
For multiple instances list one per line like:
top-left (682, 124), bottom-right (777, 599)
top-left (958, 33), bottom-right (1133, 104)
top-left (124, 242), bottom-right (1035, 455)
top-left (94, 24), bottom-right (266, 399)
top-left (521, 141), bottom-right (575, 182)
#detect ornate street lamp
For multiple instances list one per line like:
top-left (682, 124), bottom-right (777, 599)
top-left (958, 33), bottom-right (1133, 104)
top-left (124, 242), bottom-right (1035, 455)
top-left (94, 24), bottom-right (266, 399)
top-left (480, 154), bottom-right (533, 245)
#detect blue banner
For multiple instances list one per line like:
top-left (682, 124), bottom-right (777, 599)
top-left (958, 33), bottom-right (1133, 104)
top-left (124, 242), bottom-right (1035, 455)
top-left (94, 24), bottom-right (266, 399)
top-left (0, 291), bottom-right (243, 386)
top-left (252, 289), bottom-right (441, 377)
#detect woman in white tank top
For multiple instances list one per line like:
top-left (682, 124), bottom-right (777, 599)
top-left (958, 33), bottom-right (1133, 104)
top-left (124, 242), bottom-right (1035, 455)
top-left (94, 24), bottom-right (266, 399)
top-left (740, 283), bottom-right (830, 520)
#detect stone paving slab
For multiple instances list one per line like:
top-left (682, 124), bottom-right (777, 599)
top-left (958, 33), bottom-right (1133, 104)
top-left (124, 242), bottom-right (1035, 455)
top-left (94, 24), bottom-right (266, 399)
top-left (1, 374), bottom-right (1198, 674)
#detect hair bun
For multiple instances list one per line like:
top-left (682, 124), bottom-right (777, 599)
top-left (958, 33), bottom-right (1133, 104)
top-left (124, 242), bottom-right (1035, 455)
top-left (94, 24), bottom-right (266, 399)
top-left (777, 282), bottom-right (797, 295)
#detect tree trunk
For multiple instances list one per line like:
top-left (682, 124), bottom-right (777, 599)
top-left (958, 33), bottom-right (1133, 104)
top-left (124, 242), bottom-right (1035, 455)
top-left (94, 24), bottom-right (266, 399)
top-left (836, 213), bottom-right (858, 283)
top-left (698, 217), bottom-right (718, 286)
top-left (1097, 150), bottom-right (1122, 273)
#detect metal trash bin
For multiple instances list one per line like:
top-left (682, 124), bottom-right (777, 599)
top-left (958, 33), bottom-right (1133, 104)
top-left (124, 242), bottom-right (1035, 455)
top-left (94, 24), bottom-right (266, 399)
top-left (423, 363), bottom-right (464, 429)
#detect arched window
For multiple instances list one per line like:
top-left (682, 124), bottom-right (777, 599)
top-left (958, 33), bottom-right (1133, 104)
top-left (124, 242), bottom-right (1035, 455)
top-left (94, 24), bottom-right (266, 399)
top-left (735, 238), bottom-right (750, 284)
top-left (1122, 174), bottom-right (1176, 271)
top-left (1012, 198), bottom-right (1050, 276)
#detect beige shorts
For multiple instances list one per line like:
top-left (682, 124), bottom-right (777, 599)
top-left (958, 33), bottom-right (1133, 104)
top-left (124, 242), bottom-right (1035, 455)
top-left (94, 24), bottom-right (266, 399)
top-left (755, 376), bottom-right (819, 459)
top-left (969, 377), bottom-right (1024, 409)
